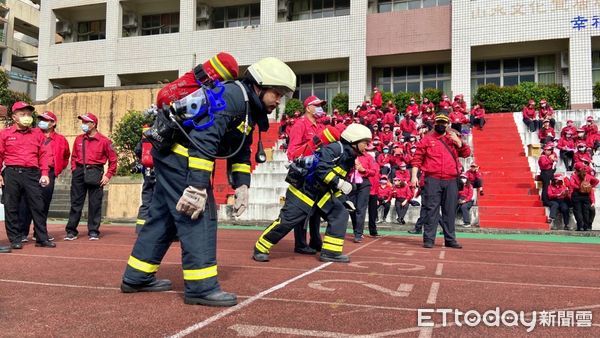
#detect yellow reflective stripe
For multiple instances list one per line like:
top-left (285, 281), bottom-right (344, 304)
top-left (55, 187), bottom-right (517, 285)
top-left (237, 121), bottom-right (252, 135)
top-left (189, 157), bottom-right (214, 172)
top-left (324, 235), bottom-right (344, 246)
top-left (334, 191), bottom-right (343, 197)
top-left (255, 241), bottom-right (269, 253)
top-left (333, 166), bottom-right (347, 176)
top-left (128, 256), bottom-right (159, 273)
top-left (258, 238), bottom-right (273, 250)
top-left (323, 128), bottom-right (336, 143)
top-left (136, 219), bottom-right (145, 225)
top-left (232, 163), bottom-right (251, 174)
top-left (183, 265), bottom-right (218, 280)
top-left (172, 143), bottom-right (189, 157)
top-left (210, 56), bottom-right (234, 80)
top-left (322, 243), bottom-right (343, 253)
top-left (323, 172), bottom-right (336, 184)
top-left (256, 220), bottom-right (279, 254)
top-left (288, 185), bottom-right (315, 207)
top-left (317, 192), bottom-right (332, 208)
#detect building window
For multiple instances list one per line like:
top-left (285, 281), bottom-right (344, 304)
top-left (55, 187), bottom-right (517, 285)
top-left (141, 13), bottom-right (179, 35)
top-left (77, 20), bottom-right (106, 41)
top-left (592, 52), bottom-right (600, 84)
top-left (288, 0), bottom-right (350, 21)
top-left (373, 63), bottom-right (451, 94)
top-left (471, 55), bottom-right (556, 92)
top-left (293, 71), bottom-right (349, 110)
top-left (377, 0), bottom-right (450, 13)
top-left (213, 3), bottom-right (260, 28)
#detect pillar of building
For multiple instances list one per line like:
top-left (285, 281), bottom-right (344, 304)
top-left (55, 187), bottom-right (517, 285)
top-left (569, 35), bottom-right (593, 110)
top-left (35, 1), bottom-right (55, 101)
top-left (348, 0), bottom-right (368, 109)
top-left (104, 0), bottom-right (121, 88)
top-left (451, 44), bottom-right (471, 107)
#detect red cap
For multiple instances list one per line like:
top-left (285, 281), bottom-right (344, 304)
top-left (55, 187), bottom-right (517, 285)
top-left (540, 99), bottom-right (547, 104)
top-left (78, 113), bottom-right (98, 125)
top-left (12, 101), bottom-right (34, 112)
top-left (460, 173), bottom-right (468, 178)
top-left (303, 95), bottom-right (327, 108)
top-left (587, 116), bottom-right (594, 122)
top-left (528, 99), bottom-right (535, 105)
top-left (203, 52), bottom-right (239, 81)
top-left (553, 173), bottom-right (564, 180)
top-left (383, 124), bottom-right (391, 129)
top-left (39, 111), bottom-right (57, 122)
top-left (575, 162), bottom-right (587, 171)
top-left (543, 144), bottom-right (554, 150)
top-left (398, 161), bottom-right (406, 167)
top-left (470, 163), bottom-right (479, 168)
top-left (379, 175), bottom-right (388, 180)
top-left (577, 128), bottom-right (585, 133)
top-left (567, 119), bottom-right (573, 123)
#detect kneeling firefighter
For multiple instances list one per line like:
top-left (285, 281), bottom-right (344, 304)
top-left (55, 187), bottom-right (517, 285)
top-left (121, 55), bottom-right (296, 307)
top-left (253, 123), bottom-right (372, 263)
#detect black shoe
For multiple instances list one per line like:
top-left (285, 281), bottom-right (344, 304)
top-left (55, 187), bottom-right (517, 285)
top-left (184, 290), bottom-right (237, 307)
top-left (319, 252), bottom-right (350, 263)
top-left (294, 247), bottom-right (317, 255)
top-left (369, 233), bottom-right (381, 237)
top-left (252, 251), bottom-right (270, 262)
top-left (423, 242), bottom-right (434, 249)
top-left (10, 243), bottom-right (23, 250)
top-left (479, 191), bottom-right (484, 196)
top-left (445, 241), bottom-right (463, 249)
top-left (564, 226), bottom-right (570, 231)
top-left (408, 229), bottom-right (422, 234)
top-left (309, 244), bottom-right (322, 252)
top-left (0, 246), bottom-right (11, 253)
top-left (401, 219), bottom-right (406, 225)
top-left (120, 279), bottom-right (173, 293)
top-left (35, 241), bottom-right (56, 248)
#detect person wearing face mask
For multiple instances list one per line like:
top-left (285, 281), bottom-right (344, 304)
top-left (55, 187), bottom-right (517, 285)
top-left (406, 97), bottom-right (420, 121)
top-left (375, 176), bottom-right (393, 224)
top-left (253, 124), bottom-right (372, 263)
top-left (582, 116), bottom-right (598, 137)
top-left (439, 94), bottom-right (451, 111)
top-left (392, 177), bottom-right (413, 224)
top-left (538, 99), bottom-right (555, 128)
top-left (410, 114), bottom-right (471, 249)
top-left (557, 131), bottom-right (576, 171)
top-left (569, 162), bottom-right (599, 231)
top-left (560, 120), bottom-right (577, 138)
top-left (457, 174), bottom-right (474, 227)
top-left (573, 142), bottom-right (592, 167)
top-left (348, 152), bottom-right (379, 242)
top-left (399, 113), bottom-right (418, 139)
top-left (469, 102), bottom-right (486, 130)
top-left (0, 101), bottom-right (53, 249)
top-left (377, 146), bottom-right (392, 176)
top-left (538, 119), bottom-right (555, 145)
top-left (538, 144), bottom-right (558, 205)
top-left (286, 95), bottom-right (328, 255)
top-left (452, 95), bottom-right (466, 114)
top-left (18, 111), bottom-right (70, 243)
top-left (466, 163), bottom-right (484, 196)
top-left (65, 113), bottom-right (117, 242)
top-left (547, 174), bottom-right (571, 229)
top-left (522, 99), bottom-right (538, 133)
top-left (372, 87), bottom-right (383, 109)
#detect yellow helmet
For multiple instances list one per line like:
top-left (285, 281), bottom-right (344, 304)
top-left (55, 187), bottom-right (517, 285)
top-left (341, 123), bottom-right (372, 143)
top-left (246, 57), bottom-right (296, 98)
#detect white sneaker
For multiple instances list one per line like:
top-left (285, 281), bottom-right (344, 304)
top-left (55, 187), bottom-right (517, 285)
top-left (89, 235), bottom-right (99, 241)
top-left (64, 234), bottom-right (78, 241)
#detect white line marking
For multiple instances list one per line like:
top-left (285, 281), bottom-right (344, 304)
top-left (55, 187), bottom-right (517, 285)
top-left (0, 279), bottom-right (122, 291)
top-left (435, 263), bottom-right (444, 276)
top-left (438, 251), bottom-right (445, 259)
top-left (426, 282), bottom-right (440, 304)
top-left (167, 237), bottom-right (384, 337)
top-left (308, 280), bottom-right (413, 297)
top-left (418, 327), bottom-right (433, 338)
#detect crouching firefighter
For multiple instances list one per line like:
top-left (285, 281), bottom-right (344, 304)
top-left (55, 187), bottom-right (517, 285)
top-left (133, 125), bottom-right (157, 234)
top-left (121, 56), bottom-right (297, 307)
top-left (253, 124), bottom-right (373, 263)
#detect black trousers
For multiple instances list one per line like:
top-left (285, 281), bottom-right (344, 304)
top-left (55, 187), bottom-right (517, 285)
top-left (293, 208), bottom-right (322, 250)
top-left (540, 169), bottom-right (555, 206)
top-left (3, 167), bottom-right (49, 244)
top-left (572, 191), bottom-right (593, 230)
top-left (367, 194), bottom-right (379, 235)
top-left (523, 118), bottom-right (539, 132)
top-left (256, 188), bottom-right (349, 257)
top-left (395, 198), bottom-right (409, 222)
top-left (422, 176), bottom-right (458, 244)
top-left (349, 182), bottom-right (371, 238)
top-left (378, 200), bottom-right (391, 221)
top-left (19, 168), bottom-right (56, 238)
top-left (65, 166), bottom-right (103, 236)
top-left (136, 169), bottom-right (156, 234)
top-left (123, 158), bottom-right (220, 297)
top-left (548, 199), bottom-right (570, 226)
top-left (559, 150), bottom-right (574, 171)
top-left (457, 201), bottom-right (474, 224)
top-left (472, 117), bottom-right (486, 129)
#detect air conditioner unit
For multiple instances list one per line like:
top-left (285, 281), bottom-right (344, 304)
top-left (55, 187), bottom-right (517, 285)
top-left (197, 4), bottom-right (211, 21)
top-left (560, 51), bottom-right (569, 69)
top-left (123, 13), bottom-right (138, 29)
top-left (56, 21), bottom-right (71, 36)
top-left (278, 0), bottom-right (289, 13)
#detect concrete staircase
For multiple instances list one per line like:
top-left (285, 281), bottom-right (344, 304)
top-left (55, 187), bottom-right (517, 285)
top-left (47, 171), bottom-right (108, 219)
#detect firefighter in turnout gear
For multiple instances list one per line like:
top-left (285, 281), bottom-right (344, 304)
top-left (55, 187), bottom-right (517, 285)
top-left (253, 123), bottom-right (372, 263)
top-left (121, 56), bottom-right (296, 307)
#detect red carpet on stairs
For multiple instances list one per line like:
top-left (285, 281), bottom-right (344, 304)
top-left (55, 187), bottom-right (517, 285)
top-left (472, 113), bottom-right (549, 230)
top-left (212, 122), bottom-right (281, 204)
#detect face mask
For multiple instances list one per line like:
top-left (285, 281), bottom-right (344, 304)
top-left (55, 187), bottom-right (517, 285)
top-left (410, 148), bottom-right (416, 153)
top-left (314, 107), bottom-right (325, 117)
top-left (19, 116), bottom-right (33, 127)
top-left (81, 124), bottom-right (90, 133)
top-left (400, 167), bottom-right (406, 171)
top-left (461, 179), bottom-right (467, 184)
top-left (410, 101), bottom-right (415, 104)
top-left (383, 149), bottom-right (389, 154)
top-left (38, 121), bottom-right (50, 130)
top-left (399, 182), bottom-right (406, 187)
top-left (541, 104), bottom-right (546, 107)
top-left (380, 181), bottom-right (387, 185)
top-left (434, 124), bottom-right (446, 134)
top-left (578, 133), bottom-right (585, 138)
top-left (578, 147), bottom-right (586, 152)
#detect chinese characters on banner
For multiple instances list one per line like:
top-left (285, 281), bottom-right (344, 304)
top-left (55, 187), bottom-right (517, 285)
top-left (471, 0), bottom-right (600, 20)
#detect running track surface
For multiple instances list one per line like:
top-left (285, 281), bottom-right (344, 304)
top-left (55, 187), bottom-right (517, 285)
top-left (1, 223), bottom-right (600, 337)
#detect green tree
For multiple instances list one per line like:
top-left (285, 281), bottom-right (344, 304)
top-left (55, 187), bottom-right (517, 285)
top-left (111, 110), bottom-right (154, 176)
top-left (284, 98), bottom-right (303, 117)
top-left (331, 92), bottom-right (348, 112)
top-left (0, 71), bottom-right (33, 127)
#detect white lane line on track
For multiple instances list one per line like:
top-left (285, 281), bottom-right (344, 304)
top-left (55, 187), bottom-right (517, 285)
top-left (438, 250), bottom-right (445, 259)
top-left (167, 237), bottom-right (385, 338)
top-left (426, 282), bottom-right (440, 305)
top-left (435, 263), bottom-right (444, 276)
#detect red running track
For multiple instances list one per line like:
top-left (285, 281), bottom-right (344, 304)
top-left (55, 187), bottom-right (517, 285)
top-left (1, 223), bottom-right (599, 337)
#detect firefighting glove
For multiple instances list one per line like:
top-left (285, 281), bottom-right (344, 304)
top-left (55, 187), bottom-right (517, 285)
top-left (176, 186), bottom-right (207, 220)
top-left (232, 185), bottom-right (249, 217)
top-left (337, 180), bottom-right (353, 195)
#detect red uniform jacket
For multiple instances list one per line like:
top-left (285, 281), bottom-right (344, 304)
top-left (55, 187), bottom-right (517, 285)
top-left (394, 168), bottom-right (411, 182)
top-left (538, 154), bottom-right (557, 170)
top-left (376, 184), bottom-right (393, 201)
top-left (0, 126), bottom-right (50, 176)
top-left (411, 132), bottom-right (471, 180)
top-left (538, 107), bottom-right (554, 120)
top-left (522, 106), bottom-right (536, 119)
top-left (351, 153), bottom-right (378, 185)
top-left (380, 131), bottom-right (394, 145)
top-left (406, 104), bottom-right (420, 118)
top-left (470, 107), bottom-right (485, 119)
top-left (47, 131), bottom-right (71, 176)
top-left (568, 172), bottom-right (599, 200)
top-left (587, 132), bottom-right (600, 148)
top-left (582, 123), bottom-right (598, 136)
top-left (286, 116), bottom-right (324, 161)
top-left (392, 184), bottom-right (413, 200)
top-left (399, 119), bottom-right (418, 135)
top-left (538, 127), bottom-right (555, 140)
top-left (439, 100), bottom-right (451, 111)
top-left (452, 101), bottom-right (466, 114)
top-left (71, 132), bottom-right (118, 178)
top-left (573, 151), bottom-right (592, 166)
top-left (372, 91), bottom-right (383, 107)
top-left (420, 102), bottom-right (435, 116)
top-left (377, 153), bottom-right (392, 167)
top-left (458, 183), bottom-right (474, 202)
top-left (548, 183), bottom-right (569, 200)
top-left (561, 125), bottom-right (577, 138)
top-left (449, 111), bottom-right (468, 124)
top-left (557, 137), bottom-right (575, 151)
top-left (383, 112), bottom-right (397, 126)
top-left (465, 169), bottom-right (482, 183)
